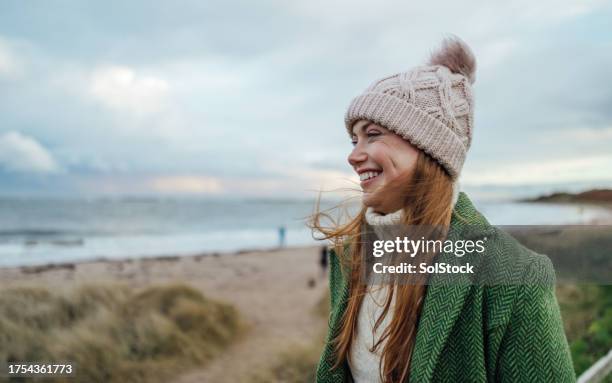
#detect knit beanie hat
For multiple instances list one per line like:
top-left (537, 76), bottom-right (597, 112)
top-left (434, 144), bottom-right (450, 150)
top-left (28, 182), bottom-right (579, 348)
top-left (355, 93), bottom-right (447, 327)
top-left (345, 36), bottom-right (476, 181)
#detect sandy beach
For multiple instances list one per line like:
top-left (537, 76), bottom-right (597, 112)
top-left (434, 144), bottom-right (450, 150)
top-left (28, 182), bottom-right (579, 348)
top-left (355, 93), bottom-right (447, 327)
top-left (0, 245), bottom-right (329, 382)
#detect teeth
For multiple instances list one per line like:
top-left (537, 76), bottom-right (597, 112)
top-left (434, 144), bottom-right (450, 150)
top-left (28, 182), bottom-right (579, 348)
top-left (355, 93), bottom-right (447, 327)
top-left (360, 171), bottom-right (381, 181)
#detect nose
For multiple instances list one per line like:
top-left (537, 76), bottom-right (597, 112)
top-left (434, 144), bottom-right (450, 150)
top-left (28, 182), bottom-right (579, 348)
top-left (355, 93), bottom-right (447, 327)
top-left (348, 144), bottom-right (367, 167)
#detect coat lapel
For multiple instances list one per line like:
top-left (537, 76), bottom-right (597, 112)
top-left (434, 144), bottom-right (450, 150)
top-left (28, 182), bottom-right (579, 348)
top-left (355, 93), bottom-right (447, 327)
top-left (408, 192), bottom-right (493, 382)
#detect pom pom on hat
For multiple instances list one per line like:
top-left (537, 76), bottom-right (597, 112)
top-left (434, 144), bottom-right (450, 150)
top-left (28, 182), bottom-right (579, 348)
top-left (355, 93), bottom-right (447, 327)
top-left (428, 35), bottom-right (477, 84)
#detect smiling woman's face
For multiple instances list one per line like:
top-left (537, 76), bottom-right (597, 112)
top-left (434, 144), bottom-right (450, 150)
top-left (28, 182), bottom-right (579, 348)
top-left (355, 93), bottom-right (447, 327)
top-left (348, 120), bottom-right (420, 213)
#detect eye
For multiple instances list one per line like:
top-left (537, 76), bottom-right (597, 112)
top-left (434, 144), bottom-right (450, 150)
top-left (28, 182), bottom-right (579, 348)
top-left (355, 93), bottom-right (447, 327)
top-left (350, 136), bottom-right (358, 146)
top-left (367, 129), bottom-right (381, 138)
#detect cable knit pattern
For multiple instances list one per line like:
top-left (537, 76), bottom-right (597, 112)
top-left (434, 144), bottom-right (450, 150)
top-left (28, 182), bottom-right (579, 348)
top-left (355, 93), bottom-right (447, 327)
top-left (344, 37), bottom-right (476, 181)
top-left (365, 208), bottom-right (403, 226)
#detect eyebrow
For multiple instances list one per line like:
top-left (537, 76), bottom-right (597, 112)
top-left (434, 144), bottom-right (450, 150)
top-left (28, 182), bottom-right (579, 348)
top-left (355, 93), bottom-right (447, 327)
top-left (352, 121), bottom-right (373, 136)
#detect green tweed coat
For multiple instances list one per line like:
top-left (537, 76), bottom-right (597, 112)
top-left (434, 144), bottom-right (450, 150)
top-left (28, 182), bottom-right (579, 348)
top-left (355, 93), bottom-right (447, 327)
top-left (315, 192), bottom-right (576, 382)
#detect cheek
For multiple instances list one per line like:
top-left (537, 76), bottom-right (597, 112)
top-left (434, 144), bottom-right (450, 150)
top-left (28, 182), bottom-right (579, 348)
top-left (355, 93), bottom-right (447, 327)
top-left (369, 140), bottom-right (419, 174)
top-left (396, 150), bottom-right (418, 173)
top-left (367, 146), bottom-right (389, 167)
top-left (383, 144), bottom-right (418, 175)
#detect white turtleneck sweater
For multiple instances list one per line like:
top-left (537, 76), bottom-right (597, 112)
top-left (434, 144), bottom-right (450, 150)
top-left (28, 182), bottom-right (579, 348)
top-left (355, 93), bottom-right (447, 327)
top-left (348, 182), bottom-right (461, 382)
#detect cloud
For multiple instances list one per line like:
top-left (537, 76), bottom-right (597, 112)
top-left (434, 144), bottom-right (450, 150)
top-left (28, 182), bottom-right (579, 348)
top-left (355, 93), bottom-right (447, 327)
top-left (463, 154), bottom-right (612, 185)
top-left (1, 2), bottom-right (611, 196)
top-left (477, 39), bottom-right (519, 71)
top-left (0, 131), bottom-right (61, 174)
top-left (149, 175), bottom-right (223, 194)
top-left (0, 37), bottom-right (24, 78)
top-left (516, 0), bottom-right (608, 22)
top-left (89, 65), bottom-right (169, 114)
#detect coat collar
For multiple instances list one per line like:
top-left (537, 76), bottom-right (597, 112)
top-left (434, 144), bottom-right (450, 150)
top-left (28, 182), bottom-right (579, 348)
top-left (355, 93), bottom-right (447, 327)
top-left (327, 192), bottom-right (494, 382)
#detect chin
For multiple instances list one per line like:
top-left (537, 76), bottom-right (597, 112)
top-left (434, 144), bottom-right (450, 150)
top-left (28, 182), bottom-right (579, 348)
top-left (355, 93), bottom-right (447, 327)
top-left (361, 181), bottom-right (385, 206)
top-left (361, 192), bottom-right (376, 208)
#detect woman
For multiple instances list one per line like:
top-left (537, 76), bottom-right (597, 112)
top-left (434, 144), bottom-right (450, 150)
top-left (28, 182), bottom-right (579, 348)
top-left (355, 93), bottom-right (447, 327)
top-left (312, 36), bottom-right (575, 382)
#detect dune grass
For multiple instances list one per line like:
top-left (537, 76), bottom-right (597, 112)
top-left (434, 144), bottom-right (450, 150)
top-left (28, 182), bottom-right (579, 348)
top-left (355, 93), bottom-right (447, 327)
top-left (556, 284), bottom-right (612, 378)
top-left (0, 282), bottom-right (243, 383)
top-left (248, 342), bottom-right (323, 383)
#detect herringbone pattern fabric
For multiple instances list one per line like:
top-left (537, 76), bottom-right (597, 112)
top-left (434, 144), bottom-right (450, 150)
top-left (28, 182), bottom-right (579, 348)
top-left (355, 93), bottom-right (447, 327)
top-left (315, 192), bottom-right (576, 382)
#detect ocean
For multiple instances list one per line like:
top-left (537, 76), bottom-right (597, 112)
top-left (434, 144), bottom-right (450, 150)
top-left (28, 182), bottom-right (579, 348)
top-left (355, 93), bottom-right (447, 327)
top-left (0, 195), bottom-right (610, 267)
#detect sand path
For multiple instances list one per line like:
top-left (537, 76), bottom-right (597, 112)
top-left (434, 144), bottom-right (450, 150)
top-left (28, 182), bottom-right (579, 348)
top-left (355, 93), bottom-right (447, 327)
top-left (172, 246), bottom-right (327, 382)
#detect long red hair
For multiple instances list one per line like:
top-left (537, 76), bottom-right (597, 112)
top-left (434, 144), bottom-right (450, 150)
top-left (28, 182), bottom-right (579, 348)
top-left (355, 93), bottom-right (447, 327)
top-left (309, 149), bottom-right (455, 383)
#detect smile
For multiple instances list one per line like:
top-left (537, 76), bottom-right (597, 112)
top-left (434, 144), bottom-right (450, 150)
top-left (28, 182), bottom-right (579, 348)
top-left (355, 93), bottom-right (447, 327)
top-left (359, 171), bottom-right (381, 181)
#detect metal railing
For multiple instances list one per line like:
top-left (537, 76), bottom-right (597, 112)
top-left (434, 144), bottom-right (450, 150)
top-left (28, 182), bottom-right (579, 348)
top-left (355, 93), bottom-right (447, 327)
top-left (578, 349), bottom-right (612, 383)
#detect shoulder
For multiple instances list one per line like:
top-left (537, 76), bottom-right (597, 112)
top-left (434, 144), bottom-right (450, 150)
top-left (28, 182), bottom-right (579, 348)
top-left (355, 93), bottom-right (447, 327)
top-left (453, 194), bottom-right (558, 330)
top-left (480, 226), bottom-right (556, 286)
top-left (477, 226), bottom-right (558, 331)
top-left (452, 192), bottom-right (556, 286)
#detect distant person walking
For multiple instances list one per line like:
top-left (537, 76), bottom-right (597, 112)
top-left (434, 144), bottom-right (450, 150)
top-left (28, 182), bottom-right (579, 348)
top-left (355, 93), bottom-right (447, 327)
top-left (278, 226), bottom-right (286, 248)
top-left (319, 245), bottom-right (328, 279)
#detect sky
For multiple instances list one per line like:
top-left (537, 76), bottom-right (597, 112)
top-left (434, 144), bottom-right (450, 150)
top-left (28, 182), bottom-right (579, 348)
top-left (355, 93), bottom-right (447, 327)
top-left (1, 0), bottom-right (612, 198)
